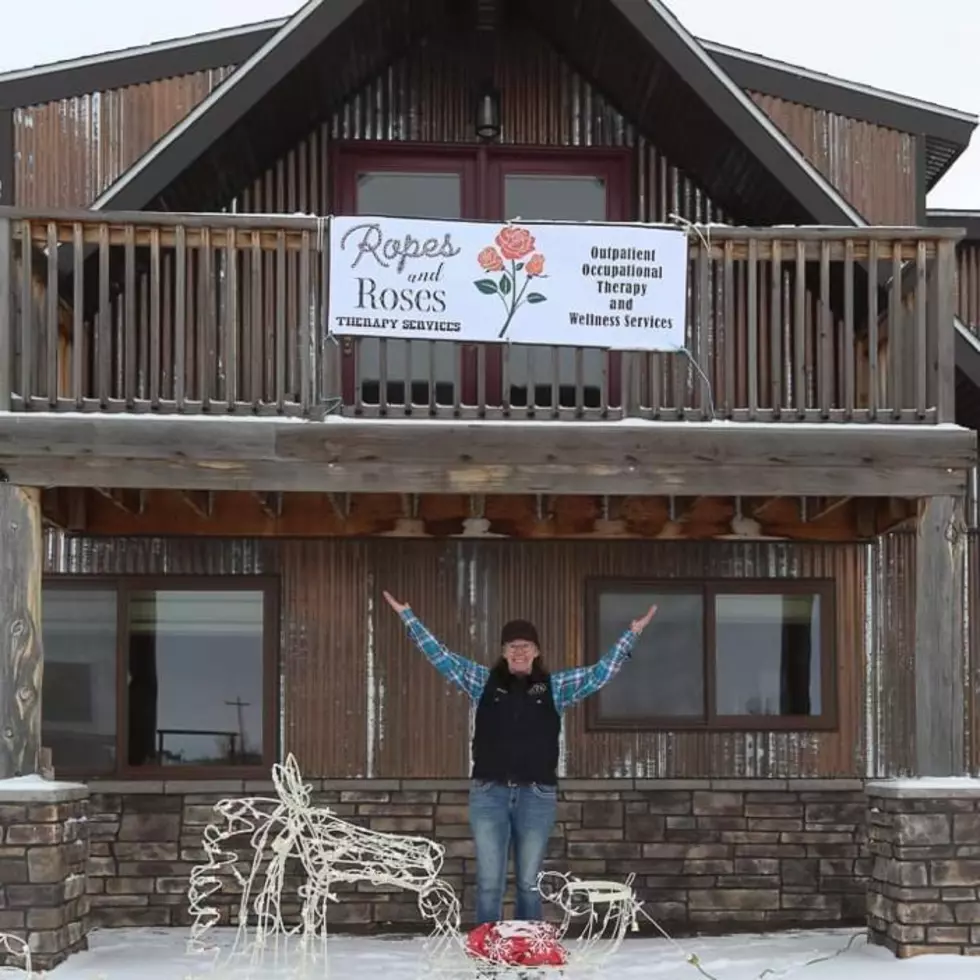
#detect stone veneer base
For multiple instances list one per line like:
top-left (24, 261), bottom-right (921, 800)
top-left (866, 779), bottom-right (980, 957)
top-left (0, 780), bottom-right (90, 970)
top-left (84, 777), bottom-right (869, 934)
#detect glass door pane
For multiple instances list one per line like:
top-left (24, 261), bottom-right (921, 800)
top-left (500, 173), bottom-right (609, 410)
top-left (351, 169), bottom-right (464, 410)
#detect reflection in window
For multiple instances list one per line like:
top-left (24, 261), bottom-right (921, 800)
top-left (503, 175), bottom-right (608, 408)
top-left (588, 582), bottom-right (832, 729)
top-left (714, 594), bottom-right (821, 717)
top-left (127, 590), bottom-right (266, 767)
top-left (42, 587), bottom-right (118, 774)
top-left (354, 171), bottom-right (463, 407)
top-left (595, 591), bottom-right (704, 720)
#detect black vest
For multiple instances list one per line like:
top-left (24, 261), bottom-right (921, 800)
top-left (471, 664), bottom-right (561, 786)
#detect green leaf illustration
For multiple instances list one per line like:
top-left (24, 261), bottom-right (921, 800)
top-left (474, 279), bottom-right (499, 295)
top-left (499, 275), bottom-right (512, 296)
top-left (515, 262), bottom-right (524, 271)
top-left (527, 293), bottom-right (547, 304)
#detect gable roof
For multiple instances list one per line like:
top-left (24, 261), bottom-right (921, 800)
top-left (87, 0), bottom-right (863, 225)
top-left (703, 41), bottom-right (977, 190)
top-left (0, 12), bottom-right (972, 192)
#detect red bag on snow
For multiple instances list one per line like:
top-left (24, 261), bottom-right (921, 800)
top-left (466, 920), bottom-right (568, 967)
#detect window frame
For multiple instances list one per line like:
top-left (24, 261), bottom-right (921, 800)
top-left (584, 577), bottom-right (838, 733)
top-left (331, 142), bottom-right (635, 411)
top-left (41, 574), bottom-right (280, 780)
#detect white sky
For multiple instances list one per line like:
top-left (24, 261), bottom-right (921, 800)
top-left (0, 0), bottom-right (976, 210)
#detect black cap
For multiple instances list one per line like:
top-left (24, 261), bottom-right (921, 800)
top-left (500, 619), bottom-right (540, 647)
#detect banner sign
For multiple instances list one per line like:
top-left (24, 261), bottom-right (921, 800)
top-left (327, 216), bottom-right (689, 351)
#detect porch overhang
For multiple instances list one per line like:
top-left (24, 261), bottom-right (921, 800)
top-left (0, 414), bottom-right (973, 497)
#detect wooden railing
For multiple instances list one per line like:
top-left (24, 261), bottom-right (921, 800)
top-left (0, 208), bottom-right (961, 423)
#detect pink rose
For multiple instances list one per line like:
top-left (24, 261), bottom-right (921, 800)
top-left (495, 226), bottom-right (536, 261)
top-left (525, 254), bottom-right (545, 277)
top-left (478, 247), bottom-right (504, 272)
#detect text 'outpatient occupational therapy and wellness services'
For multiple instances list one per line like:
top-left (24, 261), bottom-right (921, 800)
top-left (327, 216), bottom-right (689, 352)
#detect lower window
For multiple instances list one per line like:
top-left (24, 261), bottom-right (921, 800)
top-left (587, 580), bottom-right (836, 730)
top-left (41, 577), bottom-right (278, 776)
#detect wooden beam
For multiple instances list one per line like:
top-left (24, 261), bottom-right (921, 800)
top-left (0, 484), bottom-right (43, 778)
top-left (0, 416), bottom-right (973, 498)
top-left (253, 491), bottom-right (283, 518)
top-left (94, 487), bottom-right (144, 515)
top-left (914, 496), bottom-right (966, 776)
top-left (179, 490), bottom-right (213, 519)
top-left (805, 497), bottom-right (852, 522)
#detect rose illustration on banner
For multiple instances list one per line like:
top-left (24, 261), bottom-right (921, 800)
top-left (473, 226), bottom-right (548, 339)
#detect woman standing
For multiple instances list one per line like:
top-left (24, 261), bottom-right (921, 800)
top-left (382, 591), bottom-right (657, 926)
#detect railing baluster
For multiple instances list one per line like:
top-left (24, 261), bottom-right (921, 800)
top-left (198, 226), bottom-right (213, 411)
top-left (915, 241), bottom-right (927, 419)
top-left (575, 347), bottom-right (585, 417)
top-left (818, 239), bottom-right (832, 418)
top-left (19, 220), bottom-right (33, 404)
top-left (275, 230), bottom-right (286, 412)
top-left (697, 242), bottom-right (710, 420)
top-left (123, 223), bottom-right (137, 407)
top-left (867, 239), bottom-right (879, 420)
top-left (298, 229), bottom-right (310, 415)
top-left (723, 240), bottom-right (734, 418)
top-left (174, 225), bottom-right (187, 411)
top-left (551, 345), bottom-right (560, 419)
top-left (889, 241), bottom-right (904, 419)
top-left (149, 228), bottom-right (161, 409)
top-left (770, 240), bottom-right (781, 415)
top-left (843, 239), bottom-right (854, 419)
top-left (97, 223), bottom-right (110, 408)
top-left (793, 241), bottom-right (806, 418)
top-left (0, 217), bottom-right (10, 410)
top-left (747, 238), bottom-right (758, 420)
top-left (45, 222), bottom-right (58, 407)
top-left (428, 340), bottom-right (437, 416)
top-left (227, 227), bottom-right (239, 409)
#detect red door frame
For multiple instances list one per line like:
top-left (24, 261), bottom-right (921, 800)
top-left (332, 142), bottom-right (634, 410)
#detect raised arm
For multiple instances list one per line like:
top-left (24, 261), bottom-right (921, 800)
top-left (551, 605), bottom-right (657, 711)
top-left (383, 591), bottom-right (489, 702)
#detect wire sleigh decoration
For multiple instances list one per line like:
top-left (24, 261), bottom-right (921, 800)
top-left (186, 754), bottom-right (642, 978)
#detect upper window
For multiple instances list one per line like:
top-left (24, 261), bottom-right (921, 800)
top-left (334, 145), bottom-right (631, 411)
top-left (42, 578), bottom-right (278, 777)
top-left (586, 580), bottom-right (836, 731)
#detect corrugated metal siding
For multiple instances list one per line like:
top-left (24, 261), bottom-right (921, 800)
top-left (13, 68), bottom-right (233, 208)
top-left (749, 91), bottom-right (916, 226)
top-left (43, 532), bottom-right (932, 780)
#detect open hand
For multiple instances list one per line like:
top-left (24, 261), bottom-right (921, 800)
top-left (382, 591), bottom-right (409, 615)
top-left (630, 605), bottom-right (658, 634)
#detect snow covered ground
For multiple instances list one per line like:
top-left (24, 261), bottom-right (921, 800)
top-left (1, 928), bottom-right (978, 980)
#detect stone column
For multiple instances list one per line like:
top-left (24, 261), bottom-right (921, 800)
top-left (0, 780), bottom-right (90, 971)
top-left (866, 780), bottom-right (980, 957)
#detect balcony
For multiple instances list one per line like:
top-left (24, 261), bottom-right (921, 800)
top-left (0, 208), bottom-right (962, 424)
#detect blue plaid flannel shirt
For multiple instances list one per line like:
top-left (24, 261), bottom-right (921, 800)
top-left (397, 609), bottom-right (637, 712)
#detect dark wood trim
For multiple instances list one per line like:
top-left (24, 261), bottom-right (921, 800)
top-left (929, 210), bottom-right (980, 243)
top-left (583, 576), bottom-right (839, 734)
top-left (41, 573), bottom-right (281, 781)
top-left (0, 109), bottom-right (13, 207)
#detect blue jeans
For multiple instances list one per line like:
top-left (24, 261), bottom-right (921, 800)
top-left (468, 780), bottom-right (558, 925)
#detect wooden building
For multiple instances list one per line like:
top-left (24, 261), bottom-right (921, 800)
top-left (1, 0), bottom-right (979, 965)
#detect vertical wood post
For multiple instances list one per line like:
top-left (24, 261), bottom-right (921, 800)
top-left (0, 216), bottom-right (11, 411)
top-left (0, 483), bottom-right (43, 778)
top-left (914, 494), bottom-right (966, 776)
top-left (927, 239), bottom-right (956, 422)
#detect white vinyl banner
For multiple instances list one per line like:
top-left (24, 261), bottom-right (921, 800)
top-left (327, 216), bottom-right (689, 351)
